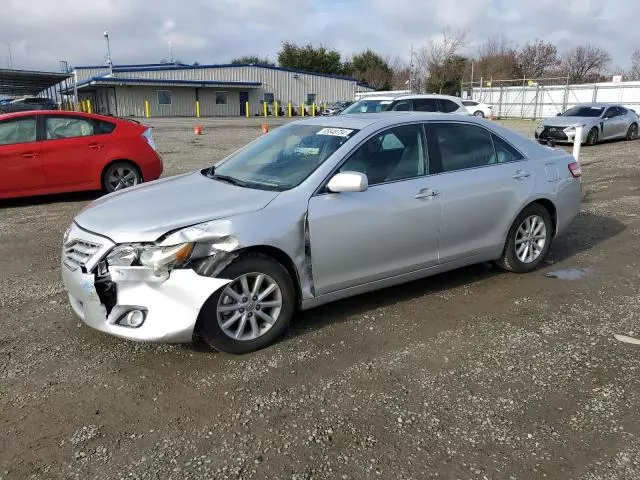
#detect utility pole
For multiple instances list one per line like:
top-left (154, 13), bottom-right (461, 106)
top-left (7, 43), bottom-right (13, 68)
top-left (104, 31), bottom-right (113, 75)
top-left (169, 41), bottom-right (174, 63)
top-left (409, 44), bottom-right (414, 92)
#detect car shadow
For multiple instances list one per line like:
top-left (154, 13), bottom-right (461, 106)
top-left (0, 190), bottom-right (102, 209)
top-left (286, 211), bottom-right (626, 339)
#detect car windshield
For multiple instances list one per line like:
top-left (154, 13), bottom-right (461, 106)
top-left (562, 106), bottom-right (604, 117)
top-left (207, 123), bottom-right (358, 191)
top-left (341, 99), bottom-right (392, 114)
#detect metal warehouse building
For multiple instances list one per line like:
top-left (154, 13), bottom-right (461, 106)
top-left (71, 63), bottom-right (373, 117)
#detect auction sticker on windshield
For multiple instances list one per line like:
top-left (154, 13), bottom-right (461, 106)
top-left (317, 128), bottom-right (354, 137)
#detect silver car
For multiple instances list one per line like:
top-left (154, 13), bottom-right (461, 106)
top-left (61, 113), bottom-right (582, 354)
top-left (535, 103), bottom-right (639, 145)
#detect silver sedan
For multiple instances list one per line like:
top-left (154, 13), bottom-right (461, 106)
top-left (61, 113), bottom-right (582, 354)
top-left (535, 103), bottom-right (639, 145)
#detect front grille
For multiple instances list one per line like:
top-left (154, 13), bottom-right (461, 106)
top-left (63, 239), bottom-right (102, 269)
top-left (539, 127), bottom-right (568, 141)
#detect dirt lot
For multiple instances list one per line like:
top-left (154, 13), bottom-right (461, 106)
top-left (1, 117), bottom-right (639, 480)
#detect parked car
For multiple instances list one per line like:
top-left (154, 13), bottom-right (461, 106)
top-left (0, 110), bottom-right (162, 199)
top-left (61, 112), bottom-right (581, 354)
top-left (462, 100), bottom-right (493, 117)
top-left (535, 103), bottom-right (639, 145)
top-left (321, 101), bottom-right (353, 116)
top-left (0, 96), bottom-right (57, 113)
top-left (341, 94), bottom-right (469, 115)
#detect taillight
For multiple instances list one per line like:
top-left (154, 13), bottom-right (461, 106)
top-left (142, 128), bottom-right (156, 150)
top-left (568, 161), bottom-right (582, 178)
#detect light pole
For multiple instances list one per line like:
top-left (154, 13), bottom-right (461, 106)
top-left (104, 31), bottom-right (113, 75)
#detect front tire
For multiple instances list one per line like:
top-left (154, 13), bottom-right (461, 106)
top-left (198, 254), bottom-right (295, 354)
top-left (626, 123), bottom-right (638, 141)
top-left (586, 127), bottom-right (599, 146)
top-left (102, 161), bottom-right (142, 193)
top-left (498, 204), bottom-right (553, 273)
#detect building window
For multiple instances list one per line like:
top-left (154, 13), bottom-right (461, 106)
top-left (307, 93), bottom-right (317, 104)
top-left (157, 90), bottom-right (172, 105)
top-left (215, 92), bottom-right (228, 105)
top-left (263, 93), bottom-right (274, 104)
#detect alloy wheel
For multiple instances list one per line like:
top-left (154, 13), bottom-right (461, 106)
top-left (217, 272), bottom-right (283, 341)
top-left (515, 215), bottom-right (547, 264)
top-left (107, 166), bottom-right (139, 191)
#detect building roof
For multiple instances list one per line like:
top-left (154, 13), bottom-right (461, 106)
top-left (0, 68), bottom-right (71, 96)
top-left (73, 63), bottom-right (375, 89)
top-left (69, 76), bottom-right (262, 92)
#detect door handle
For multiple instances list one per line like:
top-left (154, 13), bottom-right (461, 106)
top-left (512, 170), bottom-right (531, 180)
top-left (414, 188), bottom-right (439, 199)
top-left (88, 143), bottom-right (104, 150)
top-left (20, 152), bottom-right (39, 158)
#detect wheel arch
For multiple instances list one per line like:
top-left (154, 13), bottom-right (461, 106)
top-left (515, 198), bottom-right (558, 237)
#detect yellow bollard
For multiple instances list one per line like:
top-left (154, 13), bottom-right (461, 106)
top-left (145, 100), bottom-right (150, 118)
top-left (196, 100), bottom-right (200, 118)
top-left (312, 103), bottom-right (316, 117)
top-left (274, 101), bottom-right (279, 117)
top-left (323, 102), bottom-right (327, 112)
top-left (245, 101), bottom-right (250, 118)
top-left (301, 102), bottom-right (305, 117)
top-left (288, 102), bottom-right (292, 117)
top-left (87, 100), bottom-right (92, 114)
top-left (263, 101), bottom-right (268, 117)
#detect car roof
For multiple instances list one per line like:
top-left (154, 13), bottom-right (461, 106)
top-left (292, 112), bottom-right (480, 130)
top-left (357, 93), bottom-right (462, 102)
top-left (572, 102), bottom-right (619, 108)
top-left (0, 110), bottom-right (136, 123)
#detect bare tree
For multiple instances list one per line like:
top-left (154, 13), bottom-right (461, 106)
top-left (387, 55), bottom-right (412, 90)
top-left (629, 49), bottom-right (640, 81)
top-left (474, 36), bottom-right (522, 81)
top-left (561, 45), bottom-right (612, 83)
top-left (518, 40), bottom-right (559, 78)
top-left (415, 28), bottom-right (469, 93)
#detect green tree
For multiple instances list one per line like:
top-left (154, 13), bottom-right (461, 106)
top-left (230, 56), bottom-right (274, 66)
top-left (347, 49), bottom-right (393, 90)
top-left (277, 42), bottom-right (344, 74)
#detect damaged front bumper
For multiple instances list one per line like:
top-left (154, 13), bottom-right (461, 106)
top-left (61, 224), bottom-right (231, 343)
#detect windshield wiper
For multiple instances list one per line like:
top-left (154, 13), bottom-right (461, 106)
top-left (212, 174), bottom-right (250, 188)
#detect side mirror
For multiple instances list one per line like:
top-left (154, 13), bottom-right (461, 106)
top-left (556, 112), bottom-right (562, 116)
top-left (327, 172), bottom-right (368, 193)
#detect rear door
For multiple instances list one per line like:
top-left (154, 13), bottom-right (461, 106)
top-left (0, 115), bottom-right (46, 196)
top-left (424, 121), bottom-right (535, 262)
top-left (40, 114), bottom-right (108, 189)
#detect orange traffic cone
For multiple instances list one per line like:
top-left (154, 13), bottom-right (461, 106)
top-left (261, 124), bottom-right (269, 134)
top-left (194, 125), bottom-right (203, 135)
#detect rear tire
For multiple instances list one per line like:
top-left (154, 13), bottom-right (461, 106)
top-left (626, 123), bottom-right (638, 141)
top-left (197, 254), bottom-right (295, 354)
top-left (102, 161), bottom-right (142, 193)
top-left (585, 127), bottom-right (599, 146)
top-left (473, 110), bottom-right (485, 118)
top-left (498, 204), bottom-right (553, 273)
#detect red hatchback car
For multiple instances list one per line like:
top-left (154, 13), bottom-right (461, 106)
top-left (0, 110), bottom-right (163, 199)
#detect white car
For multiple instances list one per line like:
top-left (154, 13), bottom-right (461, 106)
top-left (342, 94), bottom-right (470, 116)
top-left (463, 100), bottom-right (493, 118)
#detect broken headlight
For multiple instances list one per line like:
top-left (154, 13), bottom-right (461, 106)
top-left (106, 243), bottom-right (194, 273)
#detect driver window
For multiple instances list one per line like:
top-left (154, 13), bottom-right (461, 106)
top-left (390, 100), bottom-right (413, 111)
top-left (604, 108), bottom-right (617, 118)
top-left (339, 124), bottom-right (427, 185)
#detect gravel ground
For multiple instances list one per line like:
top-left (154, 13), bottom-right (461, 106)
top-left (1, 117), bottom-right (639, 480)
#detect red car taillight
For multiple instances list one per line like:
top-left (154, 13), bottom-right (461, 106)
top-left (568, 161), bottom-right (582, 178)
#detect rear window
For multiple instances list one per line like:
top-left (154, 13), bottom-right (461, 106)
top-left (95, 120), bottom-right (116, 134)
top-left (440, 99), bottom-right (461, 113)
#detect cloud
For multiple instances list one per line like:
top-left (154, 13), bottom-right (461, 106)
top-left (0, 0), bottom-right (637, 72)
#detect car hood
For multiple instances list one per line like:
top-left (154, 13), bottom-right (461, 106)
top-left (74, 171), bottom-right (280, 243)
top-left (542, 116), bottom-right (600, 127)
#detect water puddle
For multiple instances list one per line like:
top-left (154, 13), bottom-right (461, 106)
top-left (543, 268), bottom-right (593, 280)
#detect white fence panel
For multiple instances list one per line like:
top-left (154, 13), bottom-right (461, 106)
top-left (472, 81), bottom-right (640, 119)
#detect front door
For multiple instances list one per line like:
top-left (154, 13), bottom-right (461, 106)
top-left (602, 107), bottom-right (624, 139)
top-left (0, 115), bottom-right (46, 196)
top-left (307, 123), bottom-right (441, 295)
top-left (239, 92), bottom-right (249, 116)
top-left (426, 121), bottom-right (535, 262)
top-left (40, 114), bottom-right (107, 189)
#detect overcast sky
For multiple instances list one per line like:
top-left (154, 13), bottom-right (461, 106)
top-left (1, 0), bottom-right (638, 73)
